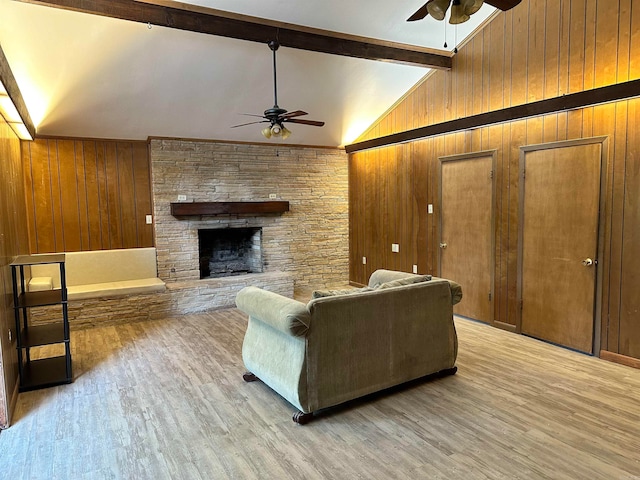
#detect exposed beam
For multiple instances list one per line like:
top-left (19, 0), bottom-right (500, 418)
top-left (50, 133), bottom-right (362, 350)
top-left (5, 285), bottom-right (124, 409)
top-left (0, 44), bottom-right (36, 140)
top-left (16, 0), bottom-right (452, 69)
top-left (345, 79), bottom-right (640, 153)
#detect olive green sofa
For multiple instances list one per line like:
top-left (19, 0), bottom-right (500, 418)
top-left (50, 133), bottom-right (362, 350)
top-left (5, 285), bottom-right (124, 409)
top-left (235, 269), bottom-right (462, 424)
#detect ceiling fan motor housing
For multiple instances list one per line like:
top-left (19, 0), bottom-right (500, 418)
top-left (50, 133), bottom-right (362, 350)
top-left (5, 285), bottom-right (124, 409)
top-left (264, 106), bottom-right (287, 120)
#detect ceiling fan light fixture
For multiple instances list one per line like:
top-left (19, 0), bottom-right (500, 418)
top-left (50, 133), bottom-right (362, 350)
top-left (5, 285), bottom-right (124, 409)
top-left (270, 123), bottom-right (282, 137)
top-left (281, 125), bottom-right (292, 139)
top-left (449, 0), bottom-right (470, 24)
top-left (462, 0), bottom-right (483, 15)
top-left (261, 126), bottom-right (272, 138)
top-left (426, 0), bottom-right (451, 21)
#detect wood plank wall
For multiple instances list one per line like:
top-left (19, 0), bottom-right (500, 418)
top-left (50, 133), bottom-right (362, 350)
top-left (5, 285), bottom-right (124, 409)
top-left (349, 0), bottom-right (640, 361)
top-left (0, 120), bottom-right (29, 428)
top-left (21, 138), bottom-right (154, 253)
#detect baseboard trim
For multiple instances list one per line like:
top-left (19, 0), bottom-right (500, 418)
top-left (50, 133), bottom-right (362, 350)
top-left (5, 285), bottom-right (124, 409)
top-left (600, 350), bottom-right (640, 369)
top-left (493, 321), bottom-right (517, 333)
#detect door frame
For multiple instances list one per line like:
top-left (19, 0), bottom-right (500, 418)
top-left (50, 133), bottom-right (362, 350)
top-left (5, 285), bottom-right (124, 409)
top-left (438, 149), bottom-right (497, 325)
top-left (517, 136), bottom-right (609, 354)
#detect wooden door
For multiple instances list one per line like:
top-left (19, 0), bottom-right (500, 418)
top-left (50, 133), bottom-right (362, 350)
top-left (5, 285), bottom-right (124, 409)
top-left (519, 141), bottom-right (603, 354)
top-left (440, 153), bottom-right (495, 323)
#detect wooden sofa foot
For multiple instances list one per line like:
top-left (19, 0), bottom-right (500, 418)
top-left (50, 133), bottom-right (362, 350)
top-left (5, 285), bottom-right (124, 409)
top-left (242, 372), bottom-right (259, 382)
top-left (292, 411), bottom-right (313, 425)
top-left (439, 366), bottom-right (458, 377)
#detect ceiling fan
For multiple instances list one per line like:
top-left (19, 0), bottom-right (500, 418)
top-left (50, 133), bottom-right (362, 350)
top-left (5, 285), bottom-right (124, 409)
top-left (407, 0), bottom-right (523, 24)
top-left (232, 40), bottom-right (325, 140)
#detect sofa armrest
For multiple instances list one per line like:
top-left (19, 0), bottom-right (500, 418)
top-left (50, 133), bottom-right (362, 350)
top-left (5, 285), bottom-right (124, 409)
top-left (427, 277), bottom-right (463, 305)
top-left (236, 286), bottom-right (310, 337)
top-left (448, 280), bottom-right (463, 305)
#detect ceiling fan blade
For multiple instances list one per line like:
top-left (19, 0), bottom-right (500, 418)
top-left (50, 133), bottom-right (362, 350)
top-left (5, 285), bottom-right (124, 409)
top-left (407, 1), bottom-right (431, 21)
top-left (280, 110), bottom-right (308, 119)
top-left (485, 0), bottom-right (523, 10)
top-left (240, 113), bottom-right (267, 118)
top-left (231, 120), bottom-right (269, 128)
top-left (286, 118), bottom-right (325, 127)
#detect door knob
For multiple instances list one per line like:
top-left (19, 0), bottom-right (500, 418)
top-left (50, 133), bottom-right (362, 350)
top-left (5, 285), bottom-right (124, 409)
top-left (440, 242), bottom-right (447, 249)
top-left (582, 258), bottom-right (594, 266)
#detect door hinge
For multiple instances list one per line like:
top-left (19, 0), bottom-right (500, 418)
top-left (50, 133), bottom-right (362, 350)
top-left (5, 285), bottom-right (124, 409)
top-left (489, 170), bottom-right (494, 179)
top-left (488, 292), bottom-right (492, 301)
top-left (522, 169), bottom-right (526, 179)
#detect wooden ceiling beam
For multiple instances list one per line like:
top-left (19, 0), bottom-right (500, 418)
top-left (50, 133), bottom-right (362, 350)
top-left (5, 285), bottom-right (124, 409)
top-left (346, 79), bottom-right (640, 153)
top-left (0, 45), bottom-right (36, 140)
top-left (16, 0), bottom-right (452, 69)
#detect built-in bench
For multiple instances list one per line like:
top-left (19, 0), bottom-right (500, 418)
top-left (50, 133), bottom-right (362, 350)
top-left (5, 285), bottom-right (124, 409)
top-left (29, 247), bottom-right (166, 300)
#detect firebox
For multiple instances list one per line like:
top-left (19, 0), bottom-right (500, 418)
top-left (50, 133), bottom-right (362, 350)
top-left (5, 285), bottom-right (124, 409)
top-left (198, 228), bottom-right (263, 279)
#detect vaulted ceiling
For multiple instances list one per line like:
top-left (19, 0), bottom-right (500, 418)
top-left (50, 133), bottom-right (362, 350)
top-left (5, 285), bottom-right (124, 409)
top-left (0, 0), bottom-right (497, 147)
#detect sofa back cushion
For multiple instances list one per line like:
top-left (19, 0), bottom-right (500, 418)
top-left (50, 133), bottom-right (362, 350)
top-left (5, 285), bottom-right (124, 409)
top-left (368, 269), bottom-right (427, 288)
top-left (376, 275), bottom-right (432, 290)
top-left (311, 287), bottom-right (374, 299)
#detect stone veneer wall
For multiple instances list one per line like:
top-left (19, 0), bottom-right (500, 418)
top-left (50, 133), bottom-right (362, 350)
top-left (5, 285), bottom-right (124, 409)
top-left (150, 139), bottom-right (349, 291)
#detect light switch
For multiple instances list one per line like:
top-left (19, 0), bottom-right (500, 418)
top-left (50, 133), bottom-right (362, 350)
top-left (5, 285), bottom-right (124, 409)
top-left (428, 204), bottom-right (434, 214)
top-left (392, 244), bottom-right (400, 253)
top-left (362, 256), bottom-right (367, 265)
top-left (413, 265), bottom-right (418, 274)
top-left (145, 215), bottom-right (153, 224)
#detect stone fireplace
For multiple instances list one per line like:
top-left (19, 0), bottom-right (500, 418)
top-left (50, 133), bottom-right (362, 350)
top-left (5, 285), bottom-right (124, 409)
top-left (198, 227), bottom-right (263, 279)
top-left (150, 138), bottom-right (349, 302)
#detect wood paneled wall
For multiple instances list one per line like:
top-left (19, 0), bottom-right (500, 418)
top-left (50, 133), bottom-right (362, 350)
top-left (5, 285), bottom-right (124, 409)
top-left (22, 138), bottom-right (154, 253)
top-left (349, 0), bottom-right (640, 361)
top-left (0, 120), bottom-right (29, 428)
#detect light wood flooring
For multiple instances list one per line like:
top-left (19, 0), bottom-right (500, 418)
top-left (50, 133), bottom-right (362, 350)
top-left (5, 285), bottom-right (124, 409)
top-left (1, 308), bottom-right (639, 479)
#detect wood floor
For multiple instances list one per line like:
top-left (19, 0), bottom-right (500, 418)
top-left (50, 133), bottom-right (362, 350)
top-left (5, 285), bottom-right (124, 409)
top-left (1, 308), bottom-right (639, 479)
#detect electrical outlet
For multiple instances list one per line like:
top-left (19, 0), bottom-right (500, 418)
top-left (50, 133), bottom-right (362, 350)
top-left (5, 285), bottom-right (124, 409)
top-left (413, 265), bottom-right (418, 274)
top-left (428, 204), bottom-right (434, 214)
top-left (269, 193), bottom-right (277, 199)
top-left (8, 329), bottom-right (12, 343)
top-left (391, 244), bottom-right (400, 253)
top-left (362, 256), bottom-right (367, 265)
top-left (145, 215), bottom-right (153, 224)
top-left (177, 194), bottom-right (187, 201)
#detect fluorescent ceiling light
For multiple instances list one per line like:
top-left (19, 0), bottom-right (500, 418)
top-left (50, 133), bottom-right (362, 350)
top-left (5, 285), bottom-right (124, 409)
top-left (0, 94), bottom-right (23, 123)
top-left (9, 122), bottom-right (33, 141)
top-left (0, 80), bottom-right (34, 140)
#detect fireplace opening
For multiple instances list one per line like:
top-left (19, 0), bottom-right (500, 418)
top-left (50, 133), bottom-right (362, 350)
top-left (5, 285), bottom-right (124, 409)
top-left (198, 228), bottom-right (263, 279)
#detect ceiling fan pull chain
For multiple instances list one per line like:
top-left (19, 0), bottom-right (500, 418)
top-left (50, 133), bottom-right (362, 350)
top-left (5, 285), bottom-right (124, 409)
top-left (444, 18), bottom-right (448, 48)
top-left (454, 25), bottom-right (458, 53)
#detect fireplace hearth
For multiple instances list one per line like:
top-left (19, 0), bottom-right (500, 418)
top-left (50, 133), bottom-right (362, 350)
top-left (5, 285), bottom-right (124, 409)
top-left (198, 228), bottom-right (263, 279)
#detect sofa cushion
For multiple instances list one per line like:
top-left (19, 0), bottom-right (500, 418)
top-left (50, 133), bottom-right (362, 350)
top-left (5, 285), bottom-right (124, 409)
top-left (311, 287), bottom-right (373, 299)
top-left (376, 275), bottom-right (432, 290)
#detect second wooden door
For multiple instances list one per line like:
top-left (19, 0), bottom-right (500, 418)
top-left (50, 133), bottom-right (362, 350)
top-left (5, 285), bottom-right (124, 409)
top-left (518, 140), bottom-right (603, 354)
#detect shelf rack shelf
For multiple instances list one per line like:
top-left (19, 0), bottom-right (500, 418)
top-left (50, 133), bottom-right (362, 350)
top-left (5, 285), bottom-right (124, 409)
top-left (10, 254), bottom-right (73, 392)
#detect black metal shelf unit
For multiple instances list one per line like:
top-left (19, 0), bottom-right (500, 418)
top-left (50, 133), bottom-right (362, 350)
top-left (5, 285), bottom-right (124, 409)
top-left (10, 254), bottom-right (73, 392)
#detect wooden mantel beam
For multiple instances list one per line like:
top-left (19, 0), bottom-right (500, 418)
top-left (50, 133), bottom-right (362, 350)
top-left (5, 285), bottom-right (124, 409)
top-left (16, 0), bottom-right (452, 69)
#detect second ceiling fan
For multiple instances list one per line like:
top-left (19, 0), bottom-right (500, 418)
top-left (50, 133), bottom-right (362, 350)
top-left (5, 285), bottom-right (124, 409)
top-left (232, 40), bottom-right (324, 140)
top-left (408, 0), bottom-right (523, 24)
